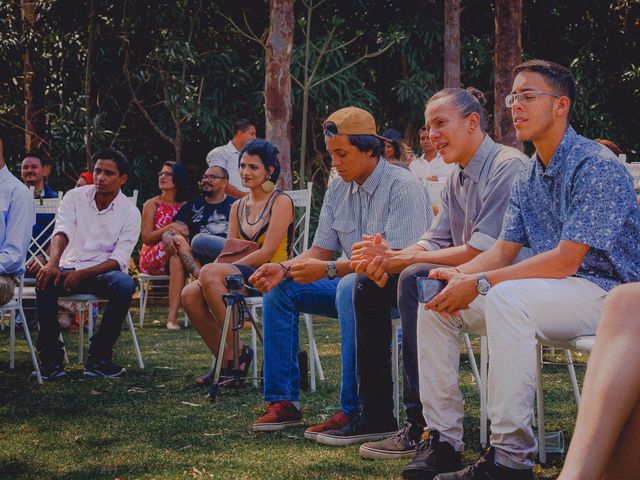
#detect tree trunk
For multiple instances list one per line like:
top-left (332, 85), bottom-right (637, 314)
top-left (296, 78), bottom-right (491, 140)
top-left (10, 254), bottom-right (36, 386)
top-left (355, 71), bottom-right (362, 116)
top-left (22, 0), bottom-right (46, 154)
top-left (264, 0), bottom-right (294, 190)
top-left (84, 0), bottom-right (97, 169)
top-left (444, 0), bottom-right (461, 88)
top-left (494, 0), bottom-right (523, 149)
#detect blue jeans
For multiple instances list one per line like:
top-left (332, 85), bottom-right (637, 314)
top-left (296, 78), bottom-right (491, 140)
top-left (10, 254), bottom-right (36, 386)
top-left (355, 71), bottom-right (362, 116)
top-left (262, 273), bottom-right (358, 416)
top-left (191, 233), bottom-right (226, 264)
top-left (35, 269), bottom-right (135, 365)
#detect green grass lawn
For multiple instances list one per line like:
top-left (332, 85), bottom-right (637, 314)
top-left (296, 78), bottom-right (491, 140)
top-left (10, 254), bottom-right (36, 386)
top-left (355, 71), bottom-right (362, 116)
top-left (1, 305), bottom-right (583, 479)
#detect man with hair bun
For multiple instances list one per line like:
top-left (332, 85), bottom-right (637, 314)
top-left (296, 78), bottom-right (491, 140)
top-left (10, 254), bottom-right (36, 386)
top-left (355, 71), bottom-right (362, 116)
top-left (414, 60), bottom-right (640, 480)
top-left (333, 87), bottom-right (528, 460)
top-left (249, 106), bottom-right (431, 436)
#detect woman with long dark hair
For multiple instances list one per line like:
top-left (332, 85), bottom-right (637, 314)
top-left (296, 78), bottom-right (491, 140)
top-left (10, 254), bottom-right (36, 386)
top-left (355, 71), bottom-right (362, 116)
top-left (139, 161), bottom-right (191, 330)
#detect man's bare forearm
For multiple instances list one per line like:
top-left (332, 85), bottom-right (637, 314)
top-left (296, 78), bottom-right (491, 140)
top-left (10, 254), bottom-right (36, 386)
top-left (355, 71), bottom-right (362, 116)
top-left (389, 244), bottom-right (481, 273)
top-left (47, 233), bottom-right (69, 266)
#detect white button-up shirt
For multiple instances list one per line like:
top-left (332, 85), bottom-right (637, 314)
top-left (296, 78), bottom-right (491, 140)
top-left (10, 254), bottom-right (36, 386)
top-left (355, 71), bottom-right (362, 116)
top-left (410, 153), bottom-right (455, 183)
top-left (53, 185), bottom-right (141, 272)
top-left (206, 141), bottom-right (249, 193)
top-left (0, 165), bottom-right (35, 275)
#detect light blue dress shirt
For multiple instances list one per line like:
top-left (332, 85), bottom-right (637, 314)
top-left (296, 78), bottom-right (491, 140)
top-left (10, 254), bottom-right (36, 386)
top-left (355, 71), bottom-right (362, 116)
top-left (0, 164), bottom-right (36, 275)
top-left (500, 126), bottom-right (640, 291)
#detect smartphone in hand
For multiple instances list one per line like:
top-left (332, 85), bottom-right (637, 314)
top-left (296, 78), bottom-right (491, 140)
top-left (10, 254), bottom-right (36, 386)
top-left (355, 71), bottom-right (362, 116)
top-left (417, 278), bottom-right (446, 304)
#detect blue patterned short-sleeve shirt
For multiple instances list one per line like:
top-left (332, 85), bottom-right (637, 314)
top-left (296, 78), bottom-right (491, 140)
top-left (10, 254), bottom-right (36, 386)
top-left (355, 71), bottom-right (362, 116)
top-left (500, 126), bottom-right (640, 291)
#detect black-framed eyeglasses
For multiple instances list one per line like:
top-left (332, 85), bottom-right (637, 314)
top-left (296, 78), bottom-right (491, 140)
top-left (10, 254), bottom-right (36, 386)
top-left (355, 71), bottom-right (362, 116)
top-left (202, 174), bottom-right (226, 180)
top-left (157, 171), bottom-right (172, 178)
top-left (505, 91), bottom-right (561, 108)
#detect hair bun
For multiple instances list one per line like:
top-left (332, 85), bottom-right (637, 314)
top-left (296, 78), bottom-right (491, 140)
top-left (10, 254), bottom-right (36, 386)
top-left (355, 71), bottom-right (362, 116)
top-left (466, 87), bottom-right (487, 107)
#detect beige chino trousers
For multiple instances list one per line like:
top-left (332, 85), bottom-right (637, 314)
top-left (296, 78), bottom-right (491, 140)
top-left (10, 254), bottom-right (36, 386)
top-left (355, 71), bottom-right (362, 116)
top-left (417, 276), bottom-right (606, 469)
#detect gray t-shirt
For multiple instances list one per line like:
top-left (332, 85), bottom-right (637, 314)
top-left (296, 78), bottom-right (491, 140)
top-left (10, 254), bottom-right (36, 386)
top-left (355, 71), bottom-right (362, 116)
top-left (418, 135), bottom-right (528, 253)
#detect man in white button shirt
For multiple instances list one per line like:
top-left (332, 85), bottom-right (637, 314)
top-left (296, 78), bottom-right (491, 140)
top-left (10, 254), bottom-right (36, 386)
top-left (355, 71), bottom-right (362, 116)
top-left (35, 149), bottom-right (141, 380)
top-left (409, 126), bottom-right (454, 183)
top-left (206, 118), bottom-right (256, 198)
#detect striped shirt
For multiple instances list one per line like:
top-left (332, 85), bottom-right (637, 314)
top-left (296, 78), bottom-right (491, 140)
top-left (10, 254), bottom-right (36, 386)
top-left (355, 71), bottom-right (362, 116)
top-left (313, 159), bottom-right (431, 257)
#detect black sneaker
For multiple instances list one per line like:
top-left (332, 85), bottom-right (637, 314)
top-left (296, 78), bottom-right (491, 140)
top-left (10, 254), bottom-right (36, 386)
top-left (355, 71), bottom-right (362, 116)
top-left (402, 430), bottom-right (462, 480)
top-left (434, 447), bottom-right (533, 480)
top-left (30, 363), bottom-right (66, 381)
top-left (315, 412), bottom-right (398, 447)
top-left (84, 358), bottom-right (126, 378)
top-left (360, 421), bottom-right (424, 460)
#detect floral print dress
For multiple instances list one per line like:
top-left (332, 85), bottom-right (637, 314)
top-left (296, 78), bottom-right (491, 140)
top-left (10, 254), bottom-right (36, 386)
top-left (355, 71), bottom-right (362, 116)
top-left (139, 201), bottom-right (185, 275)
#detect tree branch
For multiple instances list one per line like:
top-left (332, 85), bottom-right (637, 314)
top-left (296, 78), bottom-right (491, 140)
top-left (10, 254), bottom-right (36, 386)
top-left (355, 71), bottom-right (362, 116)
top-left (121, 39), bottom-right (174, 145)
top-left (310, 41), bottom-right (395, 89)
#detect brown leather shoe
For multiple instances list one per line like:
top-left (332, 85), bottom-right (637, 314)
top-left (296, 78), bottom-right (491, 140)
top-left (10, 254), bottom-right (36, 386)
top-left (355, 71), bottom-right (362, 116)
top-left (252, 401), bottom-right (303, 432)
top-left (304, 411), bottom-right (352, 440)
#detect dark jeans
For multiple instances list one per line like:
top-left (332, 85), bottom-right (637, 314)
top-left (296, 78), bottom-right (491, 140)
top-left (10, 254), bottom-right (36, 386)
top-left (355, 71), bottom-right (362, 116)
top-left (354, 262), bottom-right (442, 425)
top-left (35, 269), bottom-right (135, 365)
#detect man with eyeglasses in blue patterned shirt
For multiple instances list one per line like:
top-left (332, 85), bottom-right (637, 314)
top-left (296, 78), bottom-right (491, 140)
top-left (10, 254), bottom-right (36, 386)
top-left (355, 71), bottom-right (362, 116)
top-left (403, 60), bottom-right (640, 480)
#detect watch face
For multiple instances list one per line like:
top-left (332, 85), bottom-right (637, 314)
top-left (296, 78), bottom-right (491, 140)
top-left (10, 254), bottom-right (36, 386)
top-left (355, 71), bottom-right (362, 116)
top-left (477, 276), bottom-right (491, 295)
top-left (326, 262), bottom-right (337, 279)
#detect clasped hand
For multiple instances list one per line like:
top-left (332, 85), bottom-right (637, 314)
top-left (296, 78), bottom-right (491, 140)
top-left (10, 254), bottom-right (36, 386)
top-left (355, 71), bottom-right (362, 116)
top-left (424, 268), bottom-right (478, 319)
top-left (350, 233), bottom-right (391, 287)
top-left (36, 264), bottom-right (85, 291)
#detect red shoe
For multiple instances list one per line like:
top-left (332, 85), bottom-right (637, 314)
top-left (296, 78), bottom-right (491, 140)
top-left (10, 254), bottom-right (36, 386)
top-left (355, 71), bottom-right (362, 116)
top-left (304, 411), bottom-right (352, 440)
top-left (252, 401), bottom-right (303, 432)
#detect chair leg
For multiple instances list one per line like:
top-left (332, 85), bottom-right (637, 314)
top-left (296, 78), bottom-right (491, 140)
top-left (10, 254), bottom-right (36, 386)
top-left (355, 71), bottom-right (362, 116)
top-left (141, 281), bottom-right (150, 328)
top-left (536, 344), bottom-right (547, 464)
top-left (564, 349), bottom-right (581, 406)
top-left (463, 333), bottom-right (482, 388)
top-left (480, 336), bottom-right (488, 446)
top-left (251, 322), bottom-right (258, 388)
top-left (304, 314), bottom-right (317, 392)
top-left (138, 280), bottom-right (145, 327)
top-left (59, 333), bottom-right (69, 364)
top-left (78, 305), bottom-right (85, 364)
top-left (305, 314), bottom-right (324, 381)
top-left (9, 310), bottom-right (16, 369)
top-left (391, 321), bottom-right (400, 421)
top-left (127, 312), bottom-right (144, 368)
top-left (19, 306), bottom-right (42, 384)
top-left (88, 304), bottom-right (94, 338)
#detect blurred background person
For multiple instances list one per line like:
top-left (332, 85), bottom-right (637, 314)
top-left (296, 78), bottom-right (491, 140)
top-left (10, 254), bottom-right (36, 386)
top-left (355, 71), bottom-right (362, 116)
top-left (139, 161), bottom-right (191, 330)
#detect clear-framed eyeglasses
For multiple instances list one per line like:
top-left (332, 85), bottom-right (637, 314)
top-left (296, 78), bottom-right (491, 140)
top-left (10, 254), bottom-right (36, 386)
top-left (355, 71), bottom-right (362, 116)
top-left (505, 91), bottom-right (561, 108)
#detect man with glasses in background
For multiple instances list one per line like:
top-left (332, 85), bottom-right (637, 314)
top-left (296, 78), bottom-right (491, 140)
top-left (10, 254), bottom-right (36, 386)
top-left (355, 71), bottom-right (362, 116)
top-left (162, 166), bottom-right (234, 278)
top-left (403, 59), bottom-right (640, 480)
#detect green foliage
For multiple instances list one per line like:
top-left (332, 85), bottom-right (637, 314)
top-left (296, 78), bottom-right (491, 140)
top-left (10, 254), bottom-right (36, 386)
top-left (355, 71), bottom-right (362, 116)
top-left (0, 0), bottom-right (638, 201)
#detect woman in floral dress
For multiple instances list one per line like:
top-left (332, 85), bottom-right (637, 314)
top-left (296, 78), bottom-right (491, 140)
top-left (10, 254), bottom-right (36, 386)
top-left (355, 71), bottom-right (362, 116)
top-left (139, 161), bottom-right (190, 330)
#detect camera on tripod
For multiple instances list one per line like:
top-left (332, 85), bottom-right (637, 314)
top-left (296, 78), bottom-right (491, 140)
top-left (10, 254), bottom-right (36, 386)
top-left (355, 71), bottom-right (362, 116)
top-left (224, 274), bottom-right (244, 291)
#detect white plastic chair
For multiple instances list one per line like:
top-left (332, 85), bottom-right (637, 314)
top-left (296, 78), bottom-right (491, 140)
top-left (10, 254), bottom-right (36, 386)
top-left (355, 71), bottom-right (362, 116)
top-left (3, 275), bottom-right (42, 383)
top-left (245, 182), bottom-right (324, 390)
top-left (535, 336), bottom-right (594, 464)
top-left (26, 193), bottom-right (64, 272)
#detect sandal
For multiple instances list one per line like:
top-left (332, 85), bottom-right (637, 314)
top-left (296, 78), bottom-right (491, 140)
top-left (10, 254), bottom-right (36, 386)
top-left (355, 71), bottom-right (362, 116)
top-left (222, 345), bottom-right (254, 387)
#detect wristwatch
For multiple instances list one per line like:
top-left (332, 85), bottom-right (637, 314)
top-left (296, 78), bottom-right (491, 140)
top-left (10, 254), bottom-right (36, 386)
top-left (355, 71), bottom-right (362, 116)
top-left (325, 261), bottom-right (338, 279)
top-left (476, 273), bottom-right (492, 295)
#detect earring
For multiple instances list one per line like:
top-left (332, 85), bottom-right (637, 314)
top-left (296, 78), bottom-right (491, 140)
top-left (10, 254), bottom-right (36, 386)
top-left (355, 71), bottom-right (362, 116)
top-left (261, 175), bottom-right (275, 192)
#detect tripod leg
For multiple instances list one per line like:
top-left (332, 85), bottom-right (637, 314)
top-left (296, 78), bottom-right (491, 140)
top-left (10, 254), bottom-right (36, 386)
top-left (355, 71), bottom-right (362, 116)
top-left (210, 304), bottom-right (233, 400)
